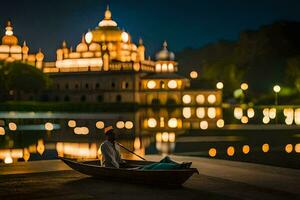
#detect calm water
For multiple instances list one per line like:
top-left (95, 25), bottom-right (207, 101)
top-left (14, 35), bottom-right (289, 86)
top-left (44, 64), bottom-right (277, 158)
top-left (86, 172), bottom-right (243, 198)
top-left (0, 107), bottom-right (299, 169)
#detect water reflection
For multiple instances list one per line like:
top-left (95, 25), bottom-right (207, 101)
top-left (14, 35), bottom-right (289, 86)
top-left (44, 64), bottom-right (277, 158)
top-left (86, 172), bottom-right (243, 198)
top-left (0, 107), bottom-right (299, 169)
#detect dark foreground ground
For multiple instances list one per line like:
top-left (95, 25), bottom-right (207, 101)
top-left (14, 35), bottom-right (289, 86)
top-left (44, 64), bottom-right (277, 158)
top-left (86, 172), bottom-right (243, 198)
top-left (0, 156), bottom-right (299, 200)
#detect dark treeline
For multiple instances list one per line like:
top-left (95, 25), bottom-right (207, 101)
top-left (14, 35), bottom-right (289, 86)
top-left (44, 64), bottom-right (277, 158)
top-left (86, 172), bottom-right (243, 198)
top-left (177, 21), bottom-right (300, 104)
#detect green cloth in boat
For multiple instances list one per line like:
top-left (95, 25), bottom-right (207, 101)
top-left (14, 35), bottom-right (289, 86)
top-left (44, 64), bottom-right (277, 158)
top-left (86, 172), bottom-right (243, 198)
top-left (139, 156), bottom-right (188, 170)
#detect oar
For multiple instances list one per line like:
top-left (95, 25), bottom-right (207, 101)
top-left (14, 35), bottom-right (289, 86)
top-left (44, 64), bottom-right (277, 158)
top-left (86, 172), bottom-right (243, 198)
top-left (116, 142), bottom-right (147, 161)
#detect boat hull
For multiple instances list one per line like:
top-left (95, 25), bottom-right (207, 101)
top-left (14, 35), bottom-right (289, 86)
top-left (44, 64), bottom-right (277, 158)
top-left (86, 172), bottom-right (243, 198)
top-left (60, 158), bottom-right (198, 187)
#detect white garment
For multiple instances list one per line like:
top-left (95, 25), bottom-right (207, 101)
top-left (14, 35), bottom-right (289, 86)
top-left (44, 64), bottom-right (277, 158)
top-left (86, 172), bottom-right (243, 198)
top-left (100, 140), bottom-right (123, 168)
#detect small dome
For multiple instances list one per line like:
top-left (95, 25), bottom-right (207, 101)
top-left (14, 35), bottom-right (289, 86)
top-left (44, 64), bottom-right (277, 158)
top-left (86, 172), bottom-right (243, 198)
top-left (2, 35), bottom-right (18, 45)
top-left (36, 49), bottom-right (44, 61)
top-left (98, 5), bottom-right (118, 27)
top-left (89, 43), bottom-right (101, 51)
top-left (76, 35), bottom-right (88, 52)
top-left (155, 41), bottom-right (175, 61)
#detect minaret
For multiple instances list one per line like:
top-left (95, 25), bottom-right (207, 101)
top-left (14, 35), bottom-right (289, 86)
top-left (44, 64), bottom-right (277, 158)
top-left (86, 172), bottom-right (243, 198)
top-left (22, 41), bottom-right (29, 61)
top-left (137, 38), bottom-right (145, 62)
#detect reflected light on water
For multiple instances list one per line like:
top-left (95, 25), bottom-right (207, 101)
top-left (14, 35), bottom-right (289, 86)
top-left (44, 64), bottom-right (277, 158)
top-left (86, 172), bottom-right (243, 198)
top-left (0, 127), bottom-right (5, 135)
top-left (74, 127), bottom-right (89, 135)
top-left (56, 142), bottom-right (97, 159)
top-left (227, 146), bottom-right (235, 156)
top-left (162, 132), bottom-right (169, 142)
top-left (45, 122), bottom-right (54, 131)
top-left (295, 144), bottom-right (300, 153)
top-left (216, 119), bottom-right (224, 128)
top-left (37, 140), bottom-right (45, 155)
top-left (196, 107), bottom-right (205, 118)
top-left (263, 116), bottom-right (270, 124)
top-left (116, 121), bottom-right (125, 129)
top-left (269, 108), bottom-right (276, 119)
top-left (285, 144), bottom-right (293, 153)
top-left (208, 148), bottom-right (217, 157)
top-left (183, 107), bottom-right (192, 119)
top-left (241, 116), bottom-right (248, 124)
top-left (262, 143), bottom-right (270, 153)
top-left (147, 118), bottom-right (157, 128)
top-left (234, 107), bottom-right (243, 120)
top-left (68, 120), bottom-right (76, 128)
top-left (207, 107), bottom-right (216, 119)
top-left (200, 121), bottom-right (208, 130)
top-left (247, 108), bottom-right (255, 118)
top-left (4, 156), bottom-right (13, 164)
top-left (242, 145), bottom-right (250, 154)
top-left (125, 121), bottom-right (133, 129)
top-left (23, 148), bottom-right (30, 161)
top-left (168, 118), bottom-right (177, 128)
top-left (8, 122), bottom-right (17, 131)
top-left (96, 121), bottom-right (105, 129)
top-left (156, 132), bottom-right (162, 142)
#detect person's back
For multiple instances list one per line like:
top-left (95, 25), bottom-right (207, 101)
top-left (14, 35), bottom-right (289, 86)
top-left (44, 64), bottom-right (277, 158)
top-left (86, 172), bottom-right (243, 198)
top-left (100, 126), bottom-right (124, 168)
top-left (100, 140), bottom-right (122, 168)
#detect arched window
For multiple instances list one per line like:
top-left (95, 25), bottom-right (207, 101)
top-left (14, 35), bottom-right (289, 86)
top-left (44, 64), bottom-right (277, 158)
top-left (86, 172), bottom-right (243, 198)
top-left (95, 83), bottom-right (100, 89)
top-left (112, 82), bottom-right (116, 89)
top-left (85, 84), bottom-right (89, 89)
top-left (160, 81), bottom-right (165, 89)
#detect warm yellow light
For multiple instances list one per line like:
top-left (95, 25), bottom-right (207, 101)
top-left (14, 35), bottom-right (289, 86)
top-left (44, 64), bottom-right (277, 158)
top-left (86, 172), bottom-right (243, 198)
top-left (241, 116), bottom-right (248, 124)
top-left (242, 145), bottom-right (250, 154)
top-left (273, 85), bottom-right (281, 93)
top-left (234, 107), bottom-right (243, 120)
top-left (155, 64), bottom-right (161, 72)
top-left (121, 32), bottom-right (129, 43)
top-left (207, 107), bottom-right (216, 119)
top-left (285, 117), bottom-right (293, 125)
top-left (168, 132), bottom-right (175, 142)
top-left (263, 108), bottom-right (269, 116)
top-left (148, 118), bottom-right (157, 128)
top-left (156, 132), bottom-right (162, 142)
top-left (68, 120), bottom-right (76, 128)
top-left (262, 143), bottom-right (269, 153)
top-left (74, 127), bottom-right (89, 135)
top-left (45, 122), bottom-right (54, 131)
top-left (190, 71), bottom-right (198, 79)
top-left (207, 94), bottom-right (216, 104)
top-left (227, 146), bottom-right (235, 156)
top-left (208, 148), bottom-right (217, 157)
top-left (116, 121), bottom-right (125, 129)
top-left (240, 83), bottom-right (248, 90)
top-left (247, 108), bottom-right (255, 118)
top-left (269, 108), bottom-right (276, 119)
top-left (168, 118), bottom-right (178, 128)
top-left (125, 121), bottom-right (134, 129)
top-left (285, 144), bottom-right (293, 153)
top-left (147, 80), bottom-right (156, 89)
top-left (168, 80), bottom-right (177, 89)
top-left (182, 95), bottom-right (192, 104)
top-left (183, 107), bottom-right (192, 119)
top-left (162, 132), bottom-right (169, 142)
top-left (294, 108), bottom-right (300, 125)
top-left (295, 143), bottom-right (300, 153)
top-left (96, 121), bottom-right (105, 129)
top-left (4, 156), bottom-right (13, 164)
top-left (200, 121), bottom-right (208, 130)
top-left (216, 82), bottom-right (224, 89)
top-left (8, 122), bottom-right (17, 131)
top-left (283, 108), bottom-right (293, 117)
top-left (196, 107), bottom-right (205, 118)
top-left (263, 116), bottom-right (270, 124)
top-left (216, 119), bottom-right (224, 128)
top-left (134, 137), bottom-right (141, 150)
top-left (85, 31), bottom-right (93, 44)
top-left (196, 94), bottom-right (205, 104)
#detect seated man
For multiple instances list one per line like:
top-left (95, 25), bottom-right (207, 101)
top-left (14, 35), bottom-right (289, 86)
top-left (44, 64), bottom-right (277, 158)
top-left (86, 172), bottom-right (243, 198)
top-left (100, 126), bottom-right (125, 168)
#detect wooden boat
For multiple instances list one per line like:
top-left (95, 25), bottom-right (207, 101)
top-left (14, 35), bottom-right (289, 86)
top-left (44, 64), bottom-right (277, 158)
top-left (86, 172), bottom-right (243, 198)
top-left (60, 157), bottom-right (199, 187)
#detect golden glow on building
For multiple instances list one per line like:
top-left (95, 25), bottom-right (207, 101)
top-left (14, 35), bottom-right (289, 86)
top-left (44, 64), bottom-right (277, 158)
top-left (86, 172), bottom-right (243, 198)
top-left (200, 120), bottom-right (208, 130)
top-left (247, 108), bottom-right (255, 118)
top-left (190, 71), bottom-right (198, 79)
top-left (216, 82), bottom-right (223, 89)
top-left (285, 144), bottom-right (293, 153)
top-left (216, 119), bottom-right (225, 128)
top-left (116, 121), bottom-right (125, 129)
top-left (147, 118), bottom-right (157, 128)
top-left (8, 122), bottom-right (17, 131)
top-left (45, 122), bottom-right (54, 131)
top-left (74, 127), bottom-right (89, 135)
top-left (182, 94), bottom-right (192, 104)
top-left (0, 127), bottom-right (5, 135)
top-left (196, 94), bottom-right (205, 104)
top-left (241, 116), bottom-right (249, 124)
top-left (96, 121), bottom-right (105, 129)
top-left (207, 94), bottom-right (216, 104)
top-left (0, 21), bottom-right (44, 67)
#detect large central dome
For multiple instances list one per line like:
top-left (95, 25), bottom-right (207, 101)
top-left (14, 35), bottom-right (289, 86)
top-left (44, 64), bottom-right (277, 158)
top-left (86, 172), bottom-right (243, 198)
top-left (86, 6), bottom-right (130, 44)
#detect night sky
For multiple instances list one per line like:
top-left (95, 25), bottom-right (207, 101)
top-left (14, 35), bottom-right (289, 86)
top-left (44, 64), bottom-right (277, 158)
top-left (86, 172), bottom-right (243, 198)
top-left (2, 0), bottom-right (300, 61)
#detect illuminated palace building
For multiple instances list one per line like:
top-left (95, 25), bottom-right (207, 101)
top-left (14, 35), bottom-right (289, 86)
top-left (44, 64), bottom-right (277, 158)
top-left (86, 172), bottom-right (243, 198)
top-left (2, 7), bottom-right (221, 106)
